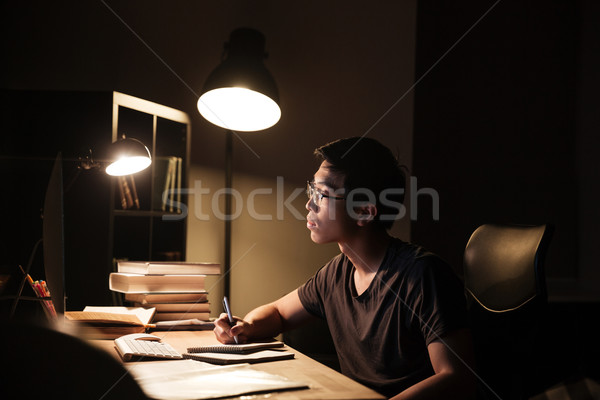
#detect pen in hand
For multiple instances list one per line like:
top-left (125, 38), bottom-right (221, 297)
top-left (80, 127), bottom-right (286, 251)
top-left (222, 296), bottom-right (239, 344)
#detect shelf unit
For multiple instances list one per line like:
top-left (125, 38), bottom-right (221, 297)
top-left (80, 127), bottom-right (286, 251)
top-left (109, 92), bottom-right (191, 265)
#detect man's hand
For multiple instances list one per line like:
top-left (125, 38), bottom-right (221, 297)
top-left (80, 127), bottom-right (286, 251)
top-left (213, 290), bottom-right (315, 344)
top-left (213, 313), bottom-right (250, 343)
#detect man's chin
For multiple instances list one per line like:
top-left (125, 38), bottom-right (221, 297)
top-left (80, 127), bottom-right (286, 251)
top-left (310, 232), bottom-right (334, 245)
top-left (309, 231), bottom-right (320, 242)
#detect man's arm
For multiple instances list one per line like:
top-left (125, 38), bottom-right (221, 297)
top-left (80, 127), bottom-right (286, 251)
top-left (214, 289), bottom-right (316, 343)
top-left (391, 328), bottom-right (477, 400)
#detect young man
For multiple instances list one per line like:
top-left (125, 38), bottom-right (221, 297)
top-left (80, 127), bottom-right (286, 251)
top-left (214, 137), bottom-right (476, 399)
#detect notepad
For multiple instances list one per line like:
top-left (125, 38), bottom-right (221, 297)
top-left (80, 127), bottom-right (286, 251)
top-left (183, 349), bottom-right (295, 365)
top-left (186, 341), bottom-right (284, 354)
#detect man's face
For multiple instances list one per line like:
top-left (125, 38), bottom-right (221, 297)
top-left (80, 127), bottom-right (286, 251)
top-left (305, 161), bottom-right (355, 244)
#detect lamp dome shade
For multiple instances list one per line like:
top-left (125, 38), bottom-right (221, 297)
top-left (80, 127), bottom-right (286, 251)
top-left (105, 137), bottom-right (152, 176)
top-left (198, 28), bottom-right (281, 132)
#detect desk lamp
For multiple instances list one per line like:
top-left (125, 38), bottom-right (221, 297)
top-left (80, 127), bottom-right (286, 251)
top-left (66, 135), bottom-right (151, 194)
top-left (105, 136), bottom-right (152, 176)
top-left (198, 28), bottom-right (280, 300)
top-left (77, 136), bottom-right (152, 176)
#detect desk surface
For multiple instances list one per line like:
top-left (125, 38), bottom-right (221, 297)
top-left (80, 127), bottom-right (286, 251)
top-left (91, 330), bottom-right (385, 400)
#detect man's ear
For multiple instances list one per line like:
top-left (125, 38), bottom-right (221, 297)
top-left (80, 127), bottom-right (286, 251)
top-left (355, 204), bottom-right (378, 226)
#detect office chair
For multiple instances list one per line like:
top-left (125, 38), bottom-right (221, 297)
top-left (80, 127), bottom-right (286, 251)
top-left (463, 223), bottom-right (553, 400)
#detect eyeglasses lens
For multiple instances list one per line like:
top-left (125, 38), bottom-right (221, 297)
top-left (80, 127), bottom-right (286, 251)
top-left (306, 182), bottom-right (319, 205)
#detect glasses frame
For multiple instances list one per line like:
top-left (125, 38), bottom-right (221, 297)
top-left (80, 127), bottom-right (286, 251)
top-left (306, 181), bottom-right (345, 205)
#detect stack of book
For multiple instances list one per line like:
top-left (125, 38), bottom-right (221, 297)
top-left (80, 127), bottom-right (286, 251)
top-left (109, 261), bottom-right (220, 322)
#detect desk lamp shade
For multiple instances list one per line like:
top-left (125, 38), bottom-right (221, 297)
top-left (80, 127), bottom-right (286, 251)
top-left (105, 137), bottom-right (152, 176)
top-left (198, 28), bottom-right (281, 132)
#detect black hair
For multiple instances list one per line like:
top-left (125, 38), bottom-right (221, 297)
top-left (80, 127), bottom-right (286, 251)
top-left (314, 137), bottom-right (407, 230)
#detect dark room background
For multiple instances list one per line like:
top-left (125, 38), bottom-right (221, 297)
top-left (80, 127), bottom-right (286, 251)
top-left (413, 1), bottom-right (600, 292)
top-left (1, 1), bottom-right (598, 316)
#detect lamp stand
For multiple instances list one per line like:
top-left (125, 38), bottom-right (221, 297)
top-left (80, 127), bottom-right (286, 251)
top-left (224, 130), bottom-right (233, 301)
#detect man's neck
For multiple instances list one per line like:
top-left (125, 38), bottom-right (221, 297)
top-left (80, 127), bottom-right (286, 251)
top-left (339, 229), bottom-right (392, 275)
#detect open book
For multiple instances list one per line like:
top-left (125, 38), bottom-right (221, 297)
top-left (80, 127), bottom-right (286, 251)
top-left (65, 306), bottom-right (156, 339)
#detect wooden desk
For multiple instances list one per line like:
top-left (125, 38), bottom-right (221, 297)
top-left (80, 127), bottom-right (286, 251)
top-left (90, 330), bottom-right (385, 400)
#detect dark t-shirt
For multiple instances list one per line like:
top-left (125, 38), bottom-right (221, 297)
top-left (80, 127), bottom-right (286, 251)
top-left (297, 238), bottom-right (468, 398)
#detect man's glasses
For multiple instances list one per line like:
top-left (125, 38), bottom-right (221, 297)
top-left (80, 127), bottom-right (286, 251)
top-left (306, 181), bottom-right (345, 205)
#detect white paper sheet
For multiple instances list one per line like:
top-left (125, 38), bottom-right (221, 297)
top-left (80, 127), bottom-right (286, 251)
top-left (126, 359), bottom-right (309, 399)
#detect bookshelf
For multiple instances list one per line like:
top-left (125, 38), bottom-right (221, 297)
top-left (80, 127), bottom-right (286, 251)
top-left (109, 93), bottom-right (191, 267)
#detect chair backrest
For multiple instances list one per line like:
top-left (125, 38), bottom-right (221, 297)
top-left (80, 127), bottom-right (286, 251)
top-left (463, 223), bottom-right (553, 312)
top-left (463, 223), bottom-right (554, 399)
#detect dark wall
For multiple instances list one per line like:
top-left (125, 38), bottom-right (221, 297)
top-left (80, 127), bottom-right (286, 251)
top-left (0, 1), bottom-right (416, 187)
top-left (575, 0), bottom-right (600, 285)
top-left (412, 1), bottom-right (580, 278)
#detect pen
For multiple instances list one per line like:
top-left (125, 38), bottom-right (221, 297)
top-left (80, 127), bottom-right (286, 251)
top-left (222, 296), bottom-right (239, 344)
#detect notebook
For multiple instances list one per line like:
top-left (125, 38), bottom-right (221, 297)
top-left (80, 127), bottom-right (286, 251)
top-left (186, 341), bottom-right (285, 354)
top-left (183, 349), bottom-right (295, 365)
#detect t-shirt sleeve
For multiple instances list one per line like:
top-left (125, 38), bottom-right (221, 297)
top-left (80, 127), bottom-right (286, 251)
top-left (297, 264), bottom-right (330, 319)
top-left (406, 256), bottom-right (469, 346)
